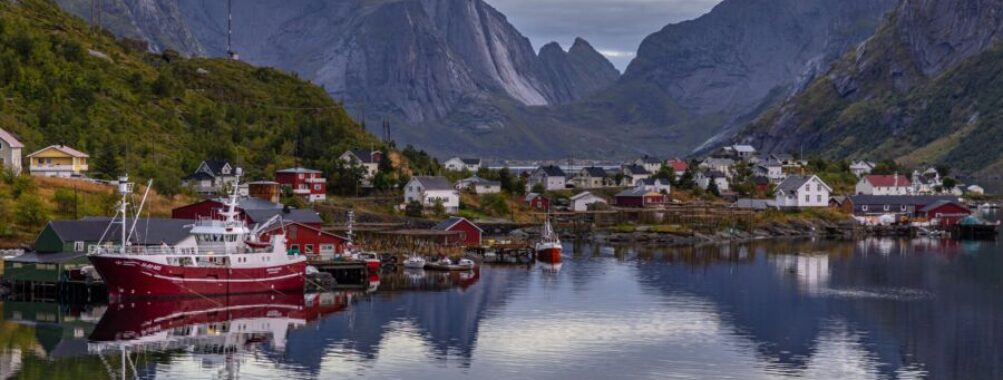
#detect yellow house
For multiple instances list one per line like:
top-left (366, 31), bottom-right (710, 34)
top-left (27, 145), bottom-right (89, 177)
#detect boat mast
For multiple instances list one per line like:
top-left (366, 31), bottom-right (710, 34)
top-left (117, 175), bottom-right (133, 254)
top-left (221, 168), bottom-right (243, 224)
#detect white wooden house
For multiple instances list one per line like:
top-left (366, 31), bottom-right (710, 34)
top-left (775, 175), bottom-right (831, 208)
top-left (855, 174), bottom-right (912, 195)
top-left (527, 166), bottom-right (567, 191)
top-left (404, 176), bottom-right (460, 214)
top-left (0, 128), bottom-right (23, 175)
top-left (570, 191), bottom-right (607, 212)
top-left (444, 157), bottom-right (482, 172)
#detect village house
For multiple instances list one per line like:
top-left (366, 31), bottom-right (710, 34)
top-left (850, 161), bottom-right (876, 177)
top-left (621, 164), bottom-right (651, 186)
top-left (525, 193), bottom-right (551, 211)
top-left (404, 176), bottom-right (460, 214)
top-left (572, 167), bottom-right (611, 189)
top-left (911, 168), bottom-right (942, 194)
top-left (615, 188), bottom-right (667, 208)
top-left (634, 156), bottom-right (663, 174)
top-left (0, 128), bottom-right (23, 175)
top-left (27, 145), bottom-right (88, 178)
top-left (5, 218), bottom-right (194, 285)
top-left (769, 153), bottom-right (798, 167)
top-left (456, 175), bottom-right (502, 194)
top-left (182, 159), bottom-right (239, 196)
top-left (829, 195), bottom-right (852, 213)
top-left (260, 221), bottom-right (347, 258)
top-left (856, 174), bottom-right (912, 195)
top-left (666, 159), bottom-right (689, 179)
top-left (275, 167), bottom-right (327, 203)
top-left (696, 171), bottom-right (730, 192)
top-left (527, 166), bottom-right (567, 191)
top-left (918, 200), bottom-right (971, 226)
top-left (699, 157), bottom-right (735, 177)
top-left (172, 197), bottom-right (323, 227)
top-left (638, 177), bottom-right (671, 194)
top-left (753, 176), bottom-right (771, 193)
top-left (848, 195), bottom-right (961, 219)
top-left (432, 217), bottom-right (483, 247)
top-left (570, 191), bottom-right (607, 212)
top-left (444, 157), bottom-right (483, 172)
top-left (754, 159), bottom-right (785, 183)
top-left (967, 184), bottom-right (985, 195)
top-left (339, 149), bottom-right (383, 185)
top-left (731, 145), bottom-right (757, 160)
top-left (775, 175), bottom-right (831, 208)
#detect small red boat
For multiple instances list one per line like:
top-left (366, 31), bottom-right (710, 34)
top-left (535, 218), bottom-right (562, 263)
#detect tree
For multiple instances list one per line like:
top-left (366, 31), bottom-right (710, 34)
top-left (943, 177), bottom-right (957, 190)
top-left (678, 165), bottom-right (697, 190)
top-left (15, 194), bottom-right (48, 230)
top-left (871, 159), bottom-right (901, 175)
top-left (405, 201), bottom-right (424, 217)
top-left (531, 183), bottom-right (546, 194)
top-left (93, 144), bottom-right (122, 180)
top-left (432, 199), bottom-right (446, 217)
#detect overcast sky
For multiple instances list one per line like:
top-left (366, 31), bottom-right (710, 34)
top-left (489, 0), bottom-right (722, 71)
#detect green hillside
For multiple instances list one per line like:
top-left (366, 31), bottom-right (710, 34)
top-left (0, 0), bottom-right (380, 193)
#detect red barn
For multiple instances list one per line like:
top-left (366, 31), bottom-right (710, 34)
top-left (615, 188), bottom-right (667, 208)
top-left (276, 167), bottom-right (327, 203)
top-left (920, 200), bottom-right (971, 226)
top-left (432, 217), bottom-right (483, 247)
top-left (260, 222), bottom-right (348, 257)
top-left (526, 193), bottom-right (551, 211)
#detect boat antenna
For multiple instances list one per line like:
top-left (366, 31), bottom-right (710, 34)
top-left (117, 175), bottom-right (133, 254)
top-left (127, 179), bottom-right (153, 243)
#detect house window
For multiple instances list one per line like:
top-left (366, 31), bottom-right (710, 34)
top-left (817, 195), bottom-right (821, 203)
top-left (805, 194), bottom-right (810, 202)
top-left (901, 205), bottom-right (907, 211)
top-left (884, 205), bottom-right (890, 211)
top-left (862, 205), bottom-right (869, 212)
top-left (11, 263), bottom-right (22, 269)
top-left (305, 244), bottom-right (314, 254)
top-left (314, 184), bottom-right (321, 191)
top-left (74, 241), bottom-right (85, 252)
top-left (320, 244), bottom-right (335, 254)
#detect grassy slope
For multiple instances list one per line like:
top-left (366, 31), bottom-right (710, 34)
top-left (0, 0), bottom-right (380, 189)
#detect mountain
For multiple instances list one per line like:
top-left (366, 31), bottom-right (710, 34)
top-left (538, 38), bottom-right (621, 104)
top-left (0, 0), bottom-right (378, 193)
top-left (53, 0), bottom-right (203, 55)
top-left (739, 0), bottom-right (1003, 174)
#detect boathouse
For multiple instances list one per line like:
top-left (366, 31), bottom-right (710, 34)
top-left (919, 200), bottom-right (971, 226)
top-left (259, 221), bottom-right (348, 258)
top-left (615, 188), bottom-right (666, 208)
top-left (432, 217), bottom-right (483, 247)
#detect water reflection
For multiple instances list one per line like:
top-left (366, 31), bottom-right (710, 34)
top-left (0, 238), bottom-right (1001, 379)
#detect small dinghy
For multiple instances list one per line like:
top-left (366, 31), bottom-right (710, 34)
top-left (424, 258), bottom-right (477, 271)
top-left (403, 255), bottom-right (427, 269)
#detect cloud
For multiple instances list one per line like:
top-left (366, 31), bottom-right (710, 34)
top-left (488, 0), bottom-right (723, 70)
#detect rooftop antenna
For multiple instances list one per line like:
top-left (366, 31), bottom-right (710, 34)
top-left (226, 0), bottom-right (239, 60)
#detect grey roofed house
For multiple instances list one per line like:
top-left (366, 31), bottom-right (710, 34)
top-left (733, 198), bottom-right (778, 210)
top-left (537, 165), bottom-right (566, 177)
top-left (581, 167), bottom-right (608, 177)
top-left (413, 176), bottom-right (455, 190)
top-left (623, 164), bottom-right (649, 175)
top-left (776, 175), bottom-right (828, 193)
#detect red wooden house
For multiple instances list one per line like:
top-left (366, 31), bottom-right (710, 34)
top-left (275, 167), bottom-right (327, 203)
top-left (919, 200), bottom-right (971, 226)
top-left (526, 193), bottom-right (551, 211)
top-left (432, 217), bottom-right (483, 247)
top-left (615, 188), bottom-right (667, 208)
top-left (259, 222), bottom-right (348, 257)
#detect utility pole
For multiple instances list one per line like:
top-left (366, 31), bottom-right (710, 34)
top-left (227, 0), bottom-right (239, 60)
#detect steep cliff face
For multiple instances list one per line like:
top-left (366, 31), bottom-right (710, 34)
top-left (54, 0), bottom-right (204, 55)
top-left (539, 38), bottom-right (621, 103)
top-left (741, 0), bottom-right (1003, 174)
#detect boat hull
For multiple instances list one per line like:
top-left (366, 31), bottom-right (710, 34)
top-left (536, 247), bottom-right (562, 263)
top-left (89, 255), bottom-right (306, 299)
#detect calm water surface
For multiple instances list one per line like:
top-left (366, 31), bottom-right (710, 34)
top-left (4, 238), bottom-right (1003, 380)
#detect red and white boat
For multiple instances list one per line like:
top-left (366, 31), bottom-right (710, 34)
top-left (535, 218), bottom-right (562, 263)
top-left (88, 172), bottom-right (306, 299)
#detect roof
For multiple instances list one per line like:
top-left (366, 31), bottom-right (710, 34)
top-left (182, 171), bottom-right (215, 181)
top-left (640, 178), bottom-right (670, 186)
top-left (919, 200), bottom-right (969, 213)
top-left (459, 175), bottom-right (499, 186)
top-left (732, 145), bottom-right (756, 153)
top-left (616, 187), bottom-right (659, 197)
top-left (233, 197), bottom-right (284, 210)
top-left (637, 156), bottom-right (662, 164)
top-left (570, 191), bottom-right (602, 201)
top-left (27, 145), bottom-right (89, 158)
top-left (47, 218), bottom-right (194, 246)
top-left (536, 165), bottom-right (566, 177)
top-left (432, 217), bottom-right (483, 232)
top-left (456, 158), bottom-right (481, 165)
top-left (623, 164), bottom-right (649, 175)
top-left (412, 176), bottom-right (454, 191)
top-left (667, 160), bottom-right (688, 171)
top-left (202, 160), bottom-right (231, 175)
top-left (770, 153), bottom-right (794, 161)
top-left (580, 167), bottom-right (608, 177)
top-left (830, 195), bottom-right (849, 204)
top-left (862, 174), bottom-right (912, 187)
top-left (849, 195), bottom-right (959, 206)
top-left (703, 170), bottom-right (727, 179)
top-left (0, 128), bottom-right (23, 148)
top-left (244, 207), bottom-right (323, 225)
top-left (777, 175), bottom-right (829, 193)
top-left (346, 149), bottom-right (378, 163)
top-left (733, 198), bottom-right (777, 210)
top-left (265, 221), bottom-right (348, 241)
top-left (276, 167), bottom-right (322, 174)
top-left (850, 161), bottom-right (875, 168)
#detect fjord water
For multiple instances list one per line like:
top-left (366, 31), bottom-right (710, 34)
top-left (5, 238), bottom-right (1003, 379)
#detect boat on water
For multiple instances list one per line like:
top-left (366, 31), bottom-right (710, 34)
top-left (87, 172), bottom-right (306, 299)
top-left (424, 257), bottom-right (477, 271)
top-left (535, 217), bottom-right (562, 263)
top-left (403, 255), bottom-right (426, 269)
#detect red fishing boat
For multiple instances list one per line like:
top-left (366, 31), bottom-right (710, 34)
top-left (87, 172), bottom-right (306, 299)
top-left (535, 218), bottom-right (562, 263)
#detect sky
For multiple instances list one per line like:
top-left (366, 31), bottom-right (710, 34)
top-left (489, 0), bottom-right (723, 71)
